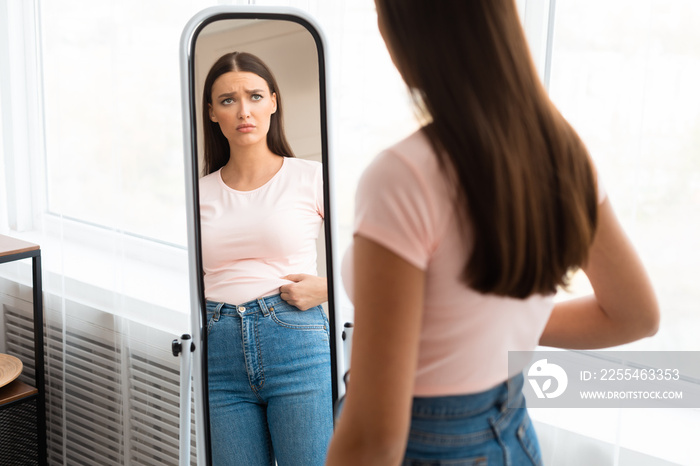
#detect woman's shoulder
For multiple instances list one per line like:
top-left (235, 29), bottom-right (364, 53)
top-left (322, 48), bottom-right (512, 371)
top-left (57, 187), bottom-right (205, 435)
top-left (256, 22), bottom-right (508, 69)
top-left (284, 156), bottom-right (322, 170)
top-left (282, 156), bottom-right (322, 179)
top-left (198, 170), bottom-right (223, 196)
top-left (200, 170), bottom-right (220, 183)
top-left (367, 128), bottom-right (441, 183)
top-left (388, 127), bottom-right (433, 156)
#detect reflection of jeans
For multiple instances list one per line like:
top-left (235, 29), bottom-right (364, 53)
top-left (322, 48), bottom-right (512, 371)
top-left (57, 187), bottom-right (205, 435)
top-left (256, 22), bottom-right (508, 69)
top-left (206, 295), bottom-right (333, 466)
top-left (402, 373), bottom-right (542, 465)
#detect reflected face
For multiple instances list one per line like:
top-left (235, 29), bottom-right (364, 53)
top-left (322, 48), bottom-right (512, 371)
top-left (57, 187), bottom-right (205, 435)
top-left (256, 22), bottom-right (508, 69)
top-left (208, 71), bottom-right (278, 151)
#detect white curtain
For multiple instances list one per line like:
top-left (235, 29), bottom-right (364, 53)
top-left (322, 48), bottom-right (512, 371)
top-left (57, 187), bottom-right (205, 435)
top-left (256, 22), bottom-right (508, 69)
top-left (2, 0), bottom-right (699, 464)
top-left (1, 0), bottom-right (216, 463)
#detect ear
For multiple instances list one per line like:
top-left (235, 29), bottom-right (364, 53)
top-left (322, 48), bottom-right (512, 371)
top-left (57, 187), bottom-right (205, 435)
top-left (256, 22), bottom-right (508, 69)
top-left (271, 92), bottom-right (277, 114)
top-left (208, 103), bottom-right (218, 122)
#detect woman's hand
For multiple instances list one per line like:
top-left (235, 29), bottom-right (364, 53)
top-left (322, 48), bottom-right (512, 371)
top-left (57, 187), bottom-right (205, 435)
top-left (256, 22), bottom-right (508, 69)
top-left (279, 274), bottom-right (328, 310)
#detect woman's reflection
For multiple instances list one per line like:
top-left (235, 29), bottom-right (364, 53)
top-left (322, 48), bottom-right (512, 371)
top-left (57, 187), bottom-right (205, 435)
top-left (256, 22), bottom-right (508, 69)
top-left (199, 52), bottom-right (332, 466)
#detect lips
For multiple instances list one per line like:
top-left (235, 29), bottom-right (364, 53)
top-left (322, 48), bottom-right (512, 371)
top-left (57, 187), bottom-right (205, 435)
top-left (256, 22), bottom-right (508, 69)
top-left (236, 123), bottom-right (255, 132)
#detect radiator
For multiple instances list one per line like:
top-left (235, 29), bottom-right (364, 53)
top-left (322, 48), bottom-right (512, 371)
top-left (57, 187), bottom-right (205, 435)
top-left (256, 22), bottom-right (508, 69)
top-left (1, 289), bottom-right (197, 465)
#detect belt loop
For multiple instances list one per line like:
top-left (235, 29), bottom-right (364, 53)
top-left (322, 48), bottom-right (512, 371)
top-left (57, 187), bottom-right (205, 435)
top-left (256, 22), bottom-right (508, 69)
top-left (213, 302), bottom-right (224, 322)
top-left (501, 378), bottom-right (511, 412)
top-left (505, 372), bottom-right (523, 410)
top-left (258, 297), bottom-right (270, 316)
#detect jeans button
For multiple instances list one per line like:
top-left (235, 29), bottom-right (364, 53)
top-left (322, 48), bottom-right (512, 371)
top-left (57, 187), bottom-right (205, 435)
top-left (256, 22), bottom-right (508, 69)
top-left (239, 306), bottom-right (246, 312)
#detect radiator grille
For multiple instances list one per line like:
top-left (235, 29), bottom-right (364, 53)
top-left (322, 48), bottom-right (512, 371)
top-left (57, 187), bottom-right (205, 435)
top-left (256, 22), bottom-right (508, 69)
top-left (2, 295), bottom-right (197, 465)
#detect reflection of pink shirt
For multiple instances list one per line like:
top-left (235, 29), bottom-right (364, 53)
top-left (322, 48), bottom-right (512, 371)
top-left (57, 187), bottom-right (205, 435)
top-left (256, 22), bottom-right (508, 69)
top-left (200, 157), bottom-right (324, 305)
top-left (343, 129), bottom-right (606, 396)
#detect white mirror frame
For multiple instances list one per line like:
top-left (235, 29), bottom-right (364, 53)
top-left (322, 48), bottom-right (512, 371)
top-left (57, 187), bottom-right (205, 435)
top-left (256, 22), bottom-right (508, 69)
top-left (179, 6), bottom-right (342, 465)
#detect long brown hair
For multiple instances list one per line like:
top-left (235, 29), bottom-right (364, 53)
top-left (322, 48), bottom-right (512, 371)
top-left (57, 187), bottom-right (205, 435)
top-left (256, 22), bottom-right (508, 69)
top-left (375, 0), bottom-right (598, 298)
top-left (202, 52), bottom-right (294, 175)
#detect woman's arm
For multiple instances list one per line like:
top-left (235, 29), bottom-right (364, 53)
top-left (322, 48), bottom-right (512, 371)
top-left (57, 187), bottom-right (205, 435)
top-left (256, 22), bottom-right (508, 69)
top-left (280, 274), bottom-right (327, 310)
top-left (539, 198), bottom-right (660, 349)
top-left (326, 235), bottom-right (425, 466)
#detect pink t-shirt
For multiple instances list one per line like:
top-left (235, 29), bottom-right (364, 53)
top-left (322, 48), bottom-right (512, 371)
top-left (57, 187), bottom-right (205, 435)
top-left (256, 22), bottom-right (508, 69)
top-left (343, 129), bottom-right (606, 396)
top-left (200, 157), bottom-right (324, 305)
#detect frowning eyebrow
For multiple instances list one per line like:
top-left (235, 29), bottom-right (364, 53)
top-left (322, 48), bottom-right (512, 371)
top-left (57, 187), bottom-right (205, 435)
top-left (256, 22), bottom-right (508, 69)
top-left (216, 88), bottom-right (267, 99)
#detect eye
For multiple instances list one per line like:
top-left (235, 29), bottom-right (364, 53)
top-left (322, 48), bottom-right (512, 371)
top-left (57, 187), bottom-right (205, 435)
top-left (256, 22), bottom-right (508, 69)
top-left (251, 94), bottom-right (263, 101)
top-left (221, 97), bottom-right (234, 105)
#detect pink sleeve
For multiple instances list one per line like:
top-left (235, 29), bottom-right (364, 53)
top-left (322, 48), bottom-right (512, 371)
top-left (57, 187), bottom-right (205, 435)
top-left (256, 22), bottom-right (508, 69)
top-left (353, 151), bottom-right (437, 270)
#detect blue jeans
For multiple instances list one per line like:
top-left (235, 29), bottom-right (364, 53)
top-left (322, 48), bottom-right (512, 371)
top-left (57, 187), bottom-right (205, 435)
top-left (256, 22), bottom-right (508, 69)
top-left (402, 373), bottom-right (542, 465)
top-left (206, 295), bottom-right (333, 466)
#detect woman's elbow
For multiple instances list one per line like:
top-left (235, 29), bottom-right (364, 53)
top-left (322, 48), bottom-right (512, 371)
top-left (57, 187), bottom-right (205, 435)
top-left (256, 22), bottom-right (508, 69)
top-left (630, 297), bottom-right (660, 340)
top-left (643, 303), bottom-right (660, 338)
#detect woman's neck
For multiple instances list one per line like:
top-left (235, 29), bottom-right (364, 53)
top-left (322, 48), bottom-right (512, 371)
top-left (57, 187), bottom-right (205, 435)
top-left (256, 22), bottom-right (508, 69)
top-left (221, 146), bottom-right (284, 191)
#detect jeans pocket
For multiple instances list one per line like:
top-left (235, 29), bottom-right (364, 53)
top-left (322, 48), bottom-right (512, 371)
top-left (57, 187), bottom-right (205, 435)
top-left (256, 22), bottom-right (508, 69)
top-left (269, 303), bottom-right (327, 331)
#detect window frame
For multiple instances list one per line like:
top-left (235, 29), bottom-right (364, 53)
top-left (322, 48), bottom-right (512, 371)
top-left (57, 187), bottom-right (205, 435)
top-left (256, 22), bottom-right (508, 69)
top-left (1, 0), bottom-right (45, 233)
top-left (0, 0), bottom-right (191, 330)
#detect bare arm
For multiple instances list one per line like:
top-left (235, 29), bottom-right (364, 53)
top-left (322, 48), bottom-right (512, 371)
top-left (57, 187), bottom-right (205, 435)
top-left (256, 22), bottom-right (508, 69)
top-left (326, 235), bottom-right (425, 466)
top-left (539, 198), bottom-right (660, 349)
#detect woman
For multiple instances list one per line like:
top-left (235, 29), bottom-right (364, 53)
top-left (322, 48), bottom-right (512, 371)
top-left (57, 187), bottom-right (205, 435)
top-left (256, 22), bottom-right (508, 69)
top-left (200, 52), bottom-right (332, 466)
top-left (326, 2), bottom-right (659, 465)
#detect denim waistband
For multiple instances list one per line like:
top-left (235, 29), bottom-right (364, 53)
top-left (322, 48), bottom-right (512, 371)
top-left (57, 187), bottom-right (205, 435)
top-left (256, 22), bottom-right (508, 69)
top-left (206, 294), bottom-right (285, 319)
top-left (411, 373), bottom-right (525, 419)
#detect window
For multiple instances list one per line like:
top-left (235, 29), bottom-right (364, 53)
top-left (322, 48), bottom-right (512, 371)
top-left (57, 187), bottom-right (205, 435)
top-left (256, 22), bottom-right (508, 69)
top-left (549, 0), bottom-right (700, 352)
top-left (0, 1), bottom-right (232, 330)
top-left (38, 0), bottom-right (219, 246)
top-left (530, 2), bottom-right (700, 463)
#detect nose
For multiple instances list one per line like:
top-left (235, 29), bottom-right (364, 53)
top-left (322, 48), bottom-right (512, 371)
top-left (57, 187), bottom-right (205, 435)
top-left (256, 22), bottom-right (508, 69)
top-left (237, 100), bottom-right (250, 119)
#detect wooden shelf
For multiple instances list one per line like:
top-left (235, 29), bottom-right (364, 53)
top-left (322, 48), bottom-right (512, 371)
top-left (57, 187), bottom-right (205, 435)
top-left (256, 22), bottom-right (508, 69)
top-left (0, 233), bottom-right (46, 464)
top-left (0, 235), bottom-right (40, 258)
top-left (0, 380), bottom-right (38, 406)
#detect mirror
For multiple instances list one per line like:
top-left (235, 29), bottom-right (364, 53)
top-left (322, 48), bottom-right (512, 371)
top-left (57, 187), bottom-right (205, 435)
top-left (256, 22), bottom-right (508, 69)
top-left (180, 7), bottom-right (340, 466)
